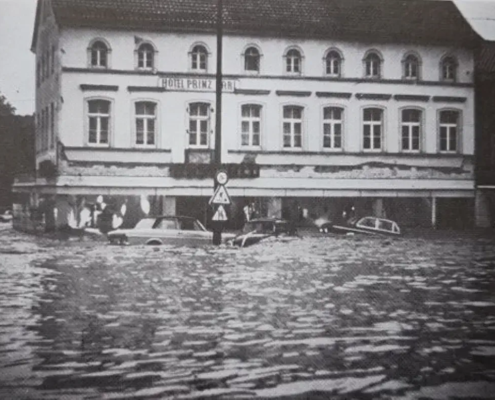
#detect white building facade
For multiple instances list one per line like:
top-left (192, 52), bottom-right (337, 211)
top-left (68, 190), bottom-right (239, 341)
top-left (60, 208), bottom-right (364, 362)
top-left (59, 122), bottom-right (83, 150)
top-left (15, 0), bottom-right (481, 231)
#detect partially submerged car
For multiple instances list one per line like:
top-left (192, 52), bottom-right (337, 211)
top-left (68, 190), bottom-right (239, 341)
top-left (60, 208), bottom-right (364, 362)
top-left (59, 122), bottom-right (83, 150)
top-left (231, 218), bottom-right (290, 247)
top-left (107, 215), bottom-right (235, 246)
top-left (0, 209), bottom-right (12, 223)
top-left (320, 216), bottom-right (401, 236)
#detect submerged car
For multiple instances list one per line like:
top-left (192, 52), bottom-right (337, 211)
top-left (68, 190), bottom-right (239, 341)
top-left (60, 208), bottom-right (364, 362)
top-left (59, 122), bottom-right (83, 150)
top-left (320, 216), bottom-right (401, 236)
top-left (231, 218), bottom-right (290, 247)
top-left (107, 215), bottom-right (235, 246)
top-left (0, 209), bottom-right (12, 223)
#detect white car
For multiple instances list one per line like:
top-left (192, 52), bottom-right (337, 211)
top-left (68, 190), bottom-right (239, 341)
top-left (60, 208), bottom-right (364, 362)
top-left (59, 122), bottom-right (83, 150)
top-left (107, 215), bottom-right (235, 246)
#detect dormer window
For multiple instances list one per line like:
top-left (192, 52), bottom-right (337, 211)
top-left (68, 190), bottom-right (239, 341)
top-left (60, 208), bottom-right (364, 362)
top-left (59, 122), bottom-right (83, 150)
top-left (364, 51), bottom-right (382, 79)
top-left (441, 56), bottom-right (457, 82)
top-left (137, 43), bottom-right (155, 70)
top-left (89, 40), bottom-right (109, 68)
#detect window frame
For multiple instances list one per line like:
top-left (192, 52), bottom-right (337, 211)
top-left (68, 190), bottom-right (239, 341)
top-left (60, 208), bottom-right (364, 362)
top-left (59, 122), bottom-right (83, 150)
top-left (323, 48), bottom-right (343, 77)
top-left (402, 52), bottom-right (421, 80)
top-left (135, 41), bottom-right (157, 71)
top-left (282, 104), bottom-right (304, 150)
top-left (322, 105), bottom-right (344, 151)
top-left (363, 50), bottom-right (383, 79)
top-left (87, 38), bottom-right (111, 69)
top-left (362, 106), bottom-right (385, 152)
top-left (187, 101), bottom-right (211, 149)
top-left (85, 97), bottom-right (113, 147)
top-left (133, 100), bottom-right (159, 148)
top-left (438, 108), bottom-right (461, 153)
top-left (240, 103), bottom-right (263, 148)
top-left (243, 45), bottom-right (261, 74)
top-left (400, 107), bottom-right (423, 153)
top-left (440, 55), bottom-right (458, 82)
top-left (189, 43), bottom-right (209, 73)
top-left (284, 47), bottom-right (303, 75)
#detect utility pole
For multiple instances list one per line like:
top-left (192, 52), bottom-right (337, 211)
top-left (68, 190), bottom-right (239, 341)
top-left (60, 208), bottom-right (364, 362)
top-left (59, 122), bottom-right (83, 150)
top-left (212, 0), bottom-right (223, 245)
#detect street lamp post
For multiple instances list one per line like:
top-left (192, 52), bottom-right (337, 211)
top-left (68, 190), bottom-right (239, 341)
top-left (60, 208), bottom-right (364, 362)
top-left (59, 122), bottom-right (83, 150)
top-left (212, 0), bottom-right (223, 245)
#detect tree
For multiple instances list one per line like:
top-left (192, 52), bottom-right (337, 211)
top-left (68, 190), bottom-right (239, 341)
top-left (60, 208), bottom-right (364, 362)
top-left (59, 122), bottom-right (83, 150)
top-left (0, 92), bottom-right (16, 116)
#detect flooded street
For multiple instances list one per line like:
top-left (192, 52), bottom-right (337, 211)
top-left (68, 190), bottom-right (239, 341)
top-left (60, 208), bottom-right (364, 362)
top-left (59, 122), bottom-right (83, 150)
top-left (1, 226), bottom-right (495, 399)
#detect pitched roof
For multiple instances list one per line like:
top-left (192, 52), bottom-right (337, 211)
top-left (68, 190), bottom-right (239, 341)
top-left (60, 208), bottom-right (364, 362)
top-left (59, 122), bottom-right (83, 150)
top-left (33, 0), bottom-right (481, 50)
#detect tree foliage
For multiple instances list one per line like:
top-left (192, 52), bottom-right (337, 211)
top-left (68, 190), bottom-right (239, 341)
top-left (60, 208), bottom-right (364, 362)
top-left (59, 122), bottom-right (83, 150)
top-left (0, 92), bottom-right (16, 116)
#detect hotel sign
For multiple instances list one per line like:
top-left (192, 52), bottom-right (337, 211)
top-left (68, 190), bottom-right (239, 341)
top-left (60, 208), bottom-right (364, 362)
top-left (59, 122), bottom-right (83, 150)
top-left (159, 76), bottom-right (236, 93)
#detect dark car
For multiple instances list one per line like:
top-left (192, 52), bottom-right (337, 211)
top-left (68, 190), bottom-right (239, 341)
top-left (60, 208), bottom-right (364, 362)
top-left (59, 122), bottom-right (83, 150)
top-left (320, 216), bottom-right (401, 236)
top-left (107, 215), bottom-right (236, 246)
top-left (231, 218), bottom-right (290, 247)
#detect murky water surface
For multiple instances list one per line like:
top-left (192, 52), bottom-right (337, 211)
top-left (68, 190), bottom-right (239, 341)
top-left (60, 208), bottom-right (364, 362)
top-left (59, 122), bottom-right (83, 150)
top-left (1, 227), bottom-right (495, 399)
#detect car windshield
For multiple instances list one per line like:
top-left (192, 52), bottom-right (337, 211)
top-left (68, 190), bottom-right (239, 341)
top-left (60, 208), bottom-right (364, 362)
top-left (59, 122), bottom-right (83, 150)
top-left (179, 218), bottom-right (206, 231)
top-left (242, 221), bottom-right (274, 234)
top-left (134, 218), bottom-right (156, 229)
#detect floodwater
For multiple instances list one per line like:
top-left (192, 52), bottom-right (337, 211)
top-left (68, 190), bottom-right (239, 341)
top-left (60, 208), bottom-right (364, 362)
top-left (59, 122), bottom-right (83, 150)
top-left (1, 226), bottom-right (495, 399)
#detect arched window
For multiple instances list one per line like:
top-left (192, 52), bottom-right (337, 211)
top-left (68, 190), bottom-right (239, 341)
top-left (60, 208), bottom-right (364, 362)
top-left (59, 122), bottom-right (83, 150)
top-left (323, 107), bottom-right (343, 149)
top-left (439, 110), bottom-right (460, 152)
top-left (401, 108), bottom-right (422, 151)
top-left (89, 40), bottom-right (109, 68)
top-left (285, 49), bottom-right (302, 74)
top-left (137, 43), bottom-right (155, 70)
top-left (135, 101), bottom-right (157, 146)
top-left (191, 45), bottom-right (208, 72)
top-left (244, 47), bottom-right (260, 72)
top-left (362, 107), bottom-right (383, 150)
top-left (241, 104), bottom-right (262, 147)
top-left (364, 51), bottom-right (382, 78)
top-left (403, 53), bottom-right (420, 80)
top-left (188, 102), bottom-right (210, 147)
top-left (87, 99), bottom-right (111, 145)
top-left (441, 56), bottom-right (457, 82)
top-left (325, 50), bottom-right (342, 77)
top-left (283, 105), bottom-right (303, 148)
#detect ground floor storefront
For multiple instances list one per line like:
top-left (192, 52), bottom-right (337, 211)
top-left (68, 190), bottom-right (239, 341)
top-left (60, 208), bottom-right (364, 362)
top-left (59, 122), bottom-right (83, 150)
top-left (11, 188), bottom-right (476, 233)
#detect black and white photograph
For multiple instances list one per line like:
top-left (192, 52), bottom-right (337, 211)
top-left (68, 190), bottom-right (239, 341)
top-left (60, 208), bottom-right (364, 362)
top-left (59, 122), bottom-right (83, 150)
top-left (1, 0), bottom-right (495, 398)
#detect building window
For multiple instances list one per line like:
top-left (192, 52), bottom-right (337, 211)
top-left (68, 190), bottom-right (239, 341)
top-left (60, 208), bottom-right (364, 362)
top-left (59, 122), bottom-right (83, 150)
top-left (87, 99), bottom-right (111, 145)
top-left (364, 51), bottom-right (381, 78)
top-left (441, 56), bottom-right (457, 82)
top-left (135, 102), bottom-right (157, 146)
top-left (439, 110), bottom-right (459, 152)
top-left (188, 102), bottom-right (210, 147)
top-left (241, 104), bottom-right (261, 147)
top-left (36, 61), bottom-right (41, 87)
top-left (90, 40), bottom-right (109, 68)
top-left (403, 53), bottom-right (420, 79)
top-left (51, 45), bottom-right (56, 74)
top-left (283, 105), bottom-right (303, 148)
top-left (401, 109), bottom-right (421, 152)
top-left (363, 108), bottom-right (383, 150)
top-left (137, 43), bottom-right (155, 70)
top-left (50, 102), bottom-right (55, 149)
top-left (41, 54), bottom-right (46, 82)
top-left (191, 45), bottom-right (208, 72)
top-left (325, 50), bottom-right (342, 76)
top-left (323, 107), bottom-right (343, 149)
top-left (285, 49), bottom-right (302, 74)
top-left (244, 46), bottom-right (260, 72)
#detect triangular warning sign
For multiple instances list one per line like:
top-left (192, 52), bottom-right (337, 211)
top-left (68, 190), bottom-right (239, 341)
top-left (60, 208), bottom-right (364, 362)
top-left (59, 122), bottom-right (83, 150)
top-left (209, 185), bottom-right (231, 205)
top-left (212, 205), bottom-right (228, 221)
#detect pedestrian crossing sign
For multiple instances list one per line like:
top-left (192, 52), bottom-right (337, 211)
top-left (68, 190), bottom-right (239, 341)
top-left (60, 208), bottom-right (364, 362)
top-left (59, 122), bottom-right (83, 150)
top-left (212, 205), bottom-right (228, 221)
top-left (209, 185), bottom-right (231, 205)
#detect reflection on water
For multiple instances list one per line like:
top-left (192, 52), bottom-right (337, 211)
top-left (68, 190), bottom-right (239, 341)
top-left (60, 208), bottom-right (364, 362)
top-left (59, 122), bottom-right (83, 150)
top-left (1, 233), bottom-right (495, 399)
